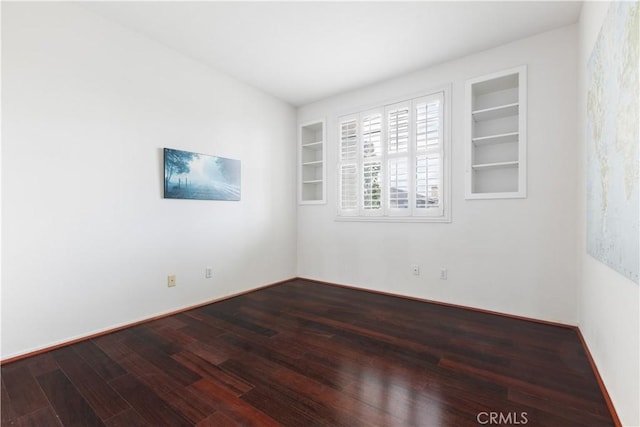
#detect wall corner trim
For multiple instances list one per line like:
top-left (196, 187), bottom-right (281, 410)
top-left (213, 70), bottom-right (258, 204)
top-left (575, 328), bottom-right (623, 427)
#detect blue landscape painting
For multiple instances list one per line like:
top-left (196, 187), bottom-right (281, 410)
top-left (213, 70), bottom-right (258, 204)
top-left (164, 148), bottom-right (241, 201)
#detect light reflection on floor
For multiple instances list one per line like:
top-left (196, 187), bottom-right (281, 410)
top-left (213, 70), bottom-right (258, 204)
top-left (331, 357), bottom-right (445, 425)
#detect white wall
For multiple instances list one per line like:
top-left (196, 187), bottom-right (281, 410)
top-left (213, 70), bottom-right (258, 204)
top-left (1, 3), bottom-right (297, 359)
top-left (577, 2), bottom-right (639, 425)
top-left (298, 25), bottom-right (579, 325)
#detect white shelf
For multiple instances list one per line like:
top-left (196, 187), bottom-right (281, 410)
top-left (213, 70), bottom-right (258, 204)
top-left (299, 119), bottom-right (326, 204)
top-left (472, 102), bottom-right (519, 122)
top-left (472, 161), bottom-right (519, 170)
top-left (472, 132), bottom-right (519, 146)
top-left (465, 66), bottom-right (527, 200)
top-left (302, 141), bottom-right (323, 149)
top-left (466, 191), bottom-right (525, 200)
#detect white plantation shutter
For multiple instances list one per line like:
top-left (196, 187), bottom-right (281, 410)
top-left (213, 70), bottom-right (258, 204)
top-left (340, 164), bottom-right (358, 210)
top-left (339, 116), bottom-right (358, 215)
top-left (387, 106), bottom-right (410, 154)
top-left (414, 93), bottom-right (443, 216)
top-left (362, 161), bottom-right (382, 213)
top-left (361, 113), bottom-right (382, 158)
top-left (388, 157), bottom-right (409, 209)
top-left (386, 102), bottom-right (411, 215)
top-left (340, 120), bottom-right (357, 161)
top-left (361, 111), bottom-right (383, 215)
top-left (415, 155), bottom-right (441, 209)
top-left (337, 89), bottom-right (447, 221)
top-left (415, 155), bottom-right (428, 207)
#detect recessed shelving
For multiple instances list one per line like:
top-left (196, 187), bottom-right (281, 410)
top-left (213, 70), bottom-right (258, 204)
top-left (465, 66), bottom-right (527, 199)
top-left (299, 119), bottom-right (326, 204)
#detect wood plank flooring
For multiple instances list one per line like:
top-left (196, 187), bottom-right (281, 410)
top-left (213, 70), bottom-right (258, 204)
top-left (1, 279), bottom-right (615, 426)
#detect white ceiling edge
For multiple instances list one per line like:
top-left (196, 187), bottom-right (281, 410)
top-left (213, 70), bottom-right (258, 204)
top-left (77, 1), bottom-right (583, 106)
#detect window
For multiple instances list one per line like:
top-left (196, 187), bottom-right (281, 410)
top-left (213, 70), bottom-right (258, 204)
top-left (338, 90), bottom-right (450, 222)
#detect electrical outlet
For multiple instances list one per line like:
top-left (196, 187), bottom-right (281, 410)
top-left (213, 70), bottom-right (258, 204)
top-left (412, 265), bottom-right (420, 276)
top-left (168, 275), bottom-right (176, 287)
top-left (205, 267), bottom-right (213, 279)
top-left (440, 268), bottom-right (448, 280)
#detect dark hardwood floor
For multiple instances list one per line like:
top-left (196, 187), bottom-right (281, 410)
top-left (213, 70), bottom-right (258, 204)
top-left (1, 279), bottom-right (615, 426)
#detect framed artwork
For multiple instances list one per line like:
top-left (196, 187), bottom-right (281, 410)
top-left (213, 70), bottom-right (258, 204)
top-left (164, 148), bottom-right (241, 201)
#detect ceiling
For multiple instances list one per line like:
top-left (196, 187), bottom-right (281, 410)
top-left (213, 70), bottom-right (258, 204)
top-left (82, 1), bottom-right (583, 106)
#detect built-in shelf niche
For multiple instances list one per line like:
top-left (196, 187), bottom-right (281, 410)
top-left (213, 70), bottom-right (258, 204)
top-left (465, 66), bottom-right (527, 199)
top-left (299, 119), bottom-right (326, 204)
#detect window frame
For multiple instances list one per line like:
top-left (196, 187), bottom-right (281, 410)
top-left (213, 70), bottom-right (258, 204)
top-left (336, 85), bottom-right (451, 223)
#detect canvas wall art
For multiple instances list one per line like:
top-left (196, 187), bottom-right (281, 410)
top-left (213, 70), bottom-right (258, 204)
top-left (586, 1), bottom-right (639, 283)
top-left (164, 148), bottom-right (241, 201)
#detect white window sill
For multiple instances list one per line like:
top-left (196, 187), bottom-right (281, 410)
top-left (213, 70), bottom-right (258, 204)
top-left (335, 215), bottom-right (451, 223)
